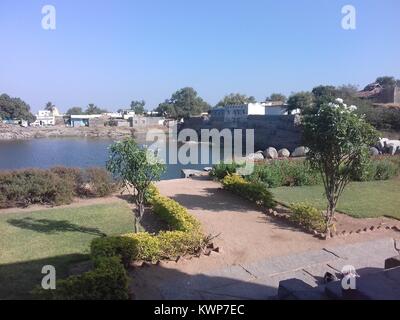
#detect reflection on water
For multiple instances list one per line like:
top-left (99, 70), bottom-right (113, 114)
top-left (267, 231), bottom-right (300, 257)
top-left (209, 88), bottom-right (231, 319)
top-left (0, 138), bottom-right (224, 180)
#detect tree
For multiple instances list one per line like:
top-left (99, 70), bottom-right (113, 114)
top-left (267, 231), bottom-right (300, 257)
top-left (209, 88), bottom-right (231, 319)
top-left (156, 87), bottom-right (210, 119)
top-left (0, 94), bottom-right (35, 122)
top-left (267, 93), bottom-right (286, 103)
top-left (130, 100), bottom-right (146, 115)
top-left (302, 98), bottom-right (377, 237)
top-left (85, 103), bottom-right (108, 115)
top-left (216, 93), bottom-right (256, 107)
top-left (45, 101), bottom-right (55, 111)
top-left (286, 92), bottom-right (314, 113)
top-left (312, 85), bottom-right (338, 104)
top-left (107, 138), bottom-right (166, 232)
top-left (336, 84), bottom-right (359, 98)
top-left (66, 107), bottom-right (84, 115)
top-left (376, 76), bottom-right (397, 88)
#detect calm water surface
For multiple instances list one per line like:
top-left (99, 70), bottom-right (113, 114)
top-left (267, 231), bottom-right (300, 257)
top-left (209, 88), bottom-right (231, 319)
top-left (0, 138), bottom-right (218, 180)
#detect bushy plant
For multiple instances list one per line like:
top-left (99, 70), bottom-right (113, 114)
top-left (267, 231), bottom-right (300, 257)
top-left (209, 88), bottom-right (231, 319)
top-left (90, 236), bottom-right (137, 268)
top-left (222, 174), bottom-right (276, 209)
top-left (0, 167), bottom-right (117, 208)
top-left (289, 202), bottom-right (326, 233)
top-left (151, 193), bottom-right (201, 232)
top-left (351, 157), bottom-right (400, 181)
top-left (157, 231), bottom-right (204, 258)
top-left (36, 256), bottom-right (129, 300)
top-left (123, 232), bottom-right (161, 262)
top-left (209, 162), bottom-right (243, 180)
top-left (247, 160), bottom-right (321, 188)
top-left (82, 167), bottom-right (116, 197)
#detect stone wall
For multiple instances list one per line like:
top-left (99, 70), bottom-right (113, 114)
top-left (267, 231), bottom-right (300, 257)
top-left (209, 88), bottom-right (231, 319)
top-left (180, 115), bottom-right (302, 152)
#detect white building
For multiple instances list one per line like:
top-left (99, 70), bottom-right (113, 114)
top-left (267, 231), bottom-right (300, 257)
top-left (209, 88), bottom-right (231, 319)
top-left (211, 102), bottom-right (267, 122)
top-left (264, 102), bottom-right (300, 116)
top-left (32, 110), bottom-right (55, 126)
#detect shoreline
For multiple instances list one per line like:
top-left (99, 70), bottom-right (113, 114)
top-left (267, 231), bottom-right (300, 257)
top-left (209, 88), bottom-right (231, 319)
top-left (0, 124), bottom-right (167, 141)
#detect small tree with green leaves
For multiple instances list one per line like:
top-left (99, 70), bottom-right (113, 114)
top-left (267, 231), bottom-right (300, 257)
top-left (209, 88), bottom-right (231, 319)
top-left (302, 98), bottom-right (377, 237)
top-left (107, 138), bottom-right (166, 232)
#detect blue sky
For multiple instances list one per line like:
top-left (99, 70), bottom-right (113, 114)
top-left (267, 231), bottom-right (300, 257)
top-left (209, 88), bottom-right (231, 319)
top-left (0, 0), bottom-right (399, 112)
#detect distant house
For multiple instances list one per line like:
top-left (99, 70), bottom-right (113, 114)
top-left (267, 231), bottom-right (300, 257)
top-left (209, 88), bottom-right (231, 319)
top-left (211, 103), bottom-right (267, 122)
top-left (69, 114), bottom-right (102, 127)
top-left (32, 110), bottom-right (55, 126)
top-left (210, 101), bottom-right (298, 122)
top-left (264, 102), bottom-right (300, 116)
top-left (129, 116), bottom-right (165, 127)
top-left (357, 82), bottom-right (400, 104)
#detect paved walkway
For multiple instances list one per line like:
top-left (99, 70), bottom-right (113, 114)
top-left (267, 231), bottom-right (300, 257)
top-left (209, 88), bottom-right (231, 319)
top-left (130, 178), bottom-right (400, 300)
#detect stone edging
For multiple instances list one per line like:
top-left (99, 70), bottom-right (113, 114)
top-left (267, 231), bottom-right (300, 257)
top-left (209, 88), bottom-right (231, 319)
top-left (267, 207), bottom-right (400, 240)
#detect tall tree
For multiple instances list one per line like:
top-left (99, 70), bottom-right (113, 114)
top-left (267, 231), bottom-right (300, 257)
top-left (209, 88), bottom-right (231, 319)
top-left (0, 94), bottom-right (35, 122)
top-left (302, 98), bottom-right (377, 237)
top-left (216, 93), bottom-right (256, 107)
top-left (267, 93), bottom-right (287, 103)
top-left (45, 101), bottom-right (55, 111)
top-left (286, 92), bottom-right (314, 113)
top-left (107, 138), bottom-right (165, 232)
top-left (130, 100), bottom-right (146, 115)
top-left (376, 76), bottom-right (397, 88)
top-left (66, 107), bottom-right (84, 115)
top-left (85, 103), bottom-right (108, 115)
top-left (156, 87), bottom-right (210, 118)
top-left (312, 85), bottom-right (338, 104)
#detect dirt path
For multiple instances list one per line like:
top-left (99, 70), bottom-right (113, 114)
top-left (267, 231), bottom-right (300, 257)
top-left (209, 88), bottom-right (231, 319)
top-left (130, 177), bottom-right (400, 299)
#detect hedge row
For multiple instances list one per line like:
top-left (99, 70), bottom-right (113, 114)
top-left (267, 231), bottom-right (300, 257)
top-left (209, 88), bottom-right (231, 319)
top-left (35, 186), bottom-right (204, 299)
top-left (91, 186), bottom-right (205, 263)
top-left (222, 174), bottom-right (276, 209)
top-left (0, 167), bottom-right (117, 208)
top-left (212, 156), bottom-right (400, 188)
top-left (35, 256), bottom-right (129, 300)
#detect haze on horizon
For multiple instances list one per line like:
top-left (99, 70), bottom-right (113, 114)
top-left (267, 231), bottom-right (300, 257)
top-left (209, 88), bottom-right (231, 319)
top-left (0, 0), bottom-right (399, 113)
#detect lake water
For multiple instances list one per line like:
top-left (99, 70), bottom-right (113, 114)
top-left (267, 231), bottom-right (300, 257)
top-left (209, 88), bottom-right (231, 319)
top-left (0, 138), bottom-right (220, 180)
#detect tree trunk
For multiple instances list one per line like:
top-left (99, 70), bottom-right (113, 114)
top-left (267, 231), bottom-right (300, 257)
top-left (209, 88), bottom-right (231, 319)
top-left (325, 198), bottom-right (336, 238)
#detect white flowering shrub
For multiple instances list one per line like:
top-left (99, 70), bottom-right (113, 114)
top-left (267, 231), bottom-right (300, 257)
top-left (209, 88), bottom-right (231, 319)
top-left (302, 98), bottom-right (378, 237)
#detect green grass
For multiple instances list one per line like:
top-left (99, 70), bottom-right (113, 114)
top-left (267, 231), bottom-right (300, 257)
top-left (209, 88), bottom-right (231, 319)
top-left (272, 179), bottom-right (400, 219)
top-left (0, 202), bottom-right (134, 299)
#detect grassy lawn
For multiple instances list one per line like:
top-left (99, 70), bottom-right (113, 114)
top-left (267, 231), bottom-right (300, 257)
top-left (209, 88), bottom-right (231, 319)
top-left (0, 202), bottom-right (134, 299)
top-left (272, 179), bottom-right (400, 219)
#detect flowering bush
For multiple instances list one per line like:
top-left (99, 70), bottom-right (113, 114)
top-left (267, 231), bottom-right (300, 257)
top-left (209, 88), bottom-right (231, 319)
top-left (303, 98), bottom-right (378, 236)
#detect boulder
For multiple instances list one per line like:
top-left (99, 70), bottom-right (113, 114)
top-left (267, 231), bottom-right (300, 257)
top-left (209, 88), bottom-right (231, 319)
top-left (369, 147), bottom-right (379, 156)
top-left (291, 146), bottom-right (309, 157)
top-left (278, 148), bottom-right (290, 158)
top-left (263, 147), bottom-right (278, 159)
top-left (246, 152), bottom-right (264, 161)
top-left (384, 140), bottom-right (400, 155)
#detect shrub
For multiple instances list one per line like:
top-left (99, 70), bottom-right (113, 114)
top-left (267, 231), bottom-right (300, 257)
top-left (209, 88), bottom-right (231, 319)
top-left (248, 160), bottom-right (321, 188)
top-left (210, 162), bottom-right (243, 180)
top-left (36, 256), bottom-right (129, 300)
top-left (90, 236), bottom-right (137, 268)
top-left (123, 232), bottom-right (161, 262)
top-left (151, 193), bottom-right (201, 232)
top-left (157, 231), bottom-right (204, 258)
top-left (0, 167), bottom-right (117, 208)
top-left (351, 157), bottom-right (400, 181)
top-left (222, 174), bottom-right (276, 209)
top-left (289, 203), bottom-right (326, 233)
top-left (82, 167), bottom-right (116, 197)
top-left (0, 169), bottom-right (75, 208)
